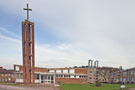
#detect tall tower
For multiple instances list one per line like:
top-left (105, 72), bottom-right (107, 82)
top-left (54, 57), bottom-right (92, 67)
top-left (22, 4), bottom-right (35, 84)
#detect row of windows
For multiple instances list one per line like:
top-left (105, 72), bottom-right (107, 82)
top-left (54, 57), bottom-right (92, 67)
top-left (89, 77), bottom-right (98, 80)
top-left (0, 74), bottom-right (13, 77)
top-left (112, 70), bottom-right (135, 77)
top-left (113, 78), bottom-right (135, 82)
top-left (15, 73), bottom-right (87, 79)
top-left (123, 71), bottom-right (135, 76)
top-left (0, 78), bottom-right (11, 82)
top-left (49, 69), bottom-right (75, 74)
top-left (15, 74), bottom-right (23, 79)
top-left (56, 75), bottom-right (87, 78)
top-left (15, 74), bottom-right (40, 79)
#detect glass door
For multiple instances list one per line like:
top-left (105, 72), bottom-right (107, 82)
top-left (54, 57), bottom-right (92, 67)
top-left (41, 75), bottom-right (54, 84)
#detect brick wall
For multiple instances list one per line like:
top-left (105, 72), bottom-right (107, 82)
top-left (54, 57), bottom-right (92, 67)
top-left (14, 65), bottom-right (49, 73)
top-left (55, 77), bottom-right (87, 84)
top-left (35, 67), bottom-right (48, 73)
top-left (75, 68), bottom-right (88, 74)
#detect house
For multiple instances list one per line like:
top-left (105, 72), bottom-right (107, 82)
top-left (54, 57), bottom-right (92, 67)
top-left (0, 67), bottom-right (15, 83)
top-left (109, 67), bottom-right (135, 84)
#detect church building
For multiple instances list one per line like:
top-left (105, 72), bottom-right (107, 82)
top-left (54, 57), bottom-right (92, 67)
top-left (13, 3), bottom-right (120, 85)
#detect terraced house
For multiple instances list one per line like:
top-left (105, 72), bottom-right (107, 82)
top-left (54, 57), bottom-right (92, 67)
top-left (109, 67), bottom-right (135, 84)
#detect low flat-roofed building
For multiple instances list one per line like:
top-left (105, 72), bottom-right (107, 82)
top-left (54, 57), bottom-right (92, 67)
top-left (14, 65), bottom-right (88, 84)
top-left (14, 64), bottom-right (120, 84)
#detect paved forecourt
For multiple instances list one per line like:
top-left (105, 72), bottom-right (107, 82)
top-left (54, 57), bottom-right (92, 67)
top-left (0, 84), bottom-right (59, 90)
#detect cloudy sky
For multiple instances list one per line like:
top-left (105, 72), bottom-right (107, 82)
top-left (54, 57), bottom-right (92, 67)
top-left (0, 0), bottom-right (134, 69)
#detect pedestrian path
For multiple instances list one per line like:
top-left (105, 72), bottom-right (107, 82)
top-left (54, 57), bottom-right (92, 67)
top-left (0, 84), bottom-right (59, 90)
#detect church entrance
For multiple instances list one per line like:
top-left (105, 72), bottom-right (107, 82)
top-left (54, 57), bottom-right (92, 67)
top-left (41, 75), bottom-right (54, 84)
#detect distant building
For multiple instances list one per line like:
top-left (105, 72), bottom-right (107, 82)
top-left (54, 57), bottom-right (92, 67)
top-left (87, 60), bottom-right (119, 83)
top-left (0, 67), bottom-right (15, 83)
top-left (109, 67), bottom-right (135, 84)
top-left (88, 67), bottom-right (119, 83)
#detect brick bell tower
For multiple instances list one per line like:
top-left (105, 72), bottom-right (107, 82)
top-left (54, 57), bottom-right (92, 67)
top-left (22, 3), bottom-right (35, 84)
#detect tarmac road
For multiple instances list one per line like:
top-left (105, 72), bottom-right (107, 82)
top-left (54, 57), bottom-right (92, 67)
top-left (0, 84), bottom-right (59, 90)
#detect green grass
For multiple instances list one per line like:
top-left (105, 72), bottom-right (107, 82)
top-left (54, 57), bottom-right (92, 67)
top-left (0, 82), bottom-right (18, 86)
top-left (60, 84), bottom-right (135, 90)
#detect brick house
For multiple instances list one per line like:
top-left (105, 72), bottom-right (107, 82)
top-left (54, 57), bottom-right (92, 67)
top-left (0, 67), bottom-right (15, 83)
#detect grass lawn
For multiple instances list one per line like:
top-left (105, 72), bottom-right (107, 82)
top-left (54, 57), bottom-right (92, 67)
top-left (60, 84), bottom-right (135, 90)
top-left (0, 82), bottom-right (18, 86)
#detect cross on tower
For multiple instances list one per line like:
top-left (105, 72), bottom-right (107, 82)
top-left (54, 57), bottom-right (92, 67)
top-left (24, 3), bottom-right (32, 20)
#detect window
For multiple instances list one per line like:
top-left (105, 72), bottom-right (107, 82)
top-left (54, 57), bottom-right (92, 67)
top-left (56, 75), bottom-right (63, 78)
top-left (5, 78), bottom-right (7, 82)
top-left (2, 79), bottom-right (4, 82)
top-left (49, 70), bottom-right (55, 73)
top-left (8, 78), bottom-right (11, 81)
top-left (35, 74), bottom-right (39, 79)
top-left (131, 71), bottom-right (134, 75)
top-left (70, 75), bottom-right (74, 78)
top-left (69, 69), bottom-right (75, 74)
top-left (51, 76), bottom-right (53, 80)
top-left (15, 73), bottom-right (23, 79)
top-left (96, 77), bottom-right (98, 80)
top-left (76, 75), bottom-right (79, 78)
top-left (64, 75), bottom-right (70, 78)
top-left (79, 75), bottom-right (86, 78)
top-left (89, 71), bottom-right (92, 74)
top-left (63, 70), bottom-right (68, 73)
top-left (123, 72), bottom-right (127, 76)
top-left (56, 70), bottom-right (61, 73)
top-left (16, 66), bottom-right (20, 72)
top-left (79, 75), bottom-right (81, 78)
top-left (48, 76), bottom-right (50, 79)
